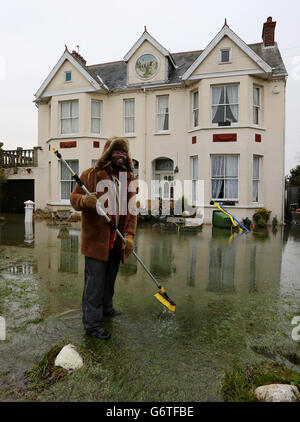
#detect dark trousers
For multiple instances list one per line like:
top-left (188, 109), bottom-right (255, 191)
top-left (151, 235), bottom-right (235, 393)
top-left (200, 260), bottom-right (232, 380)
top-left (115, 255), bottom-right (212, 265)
top-left (82, 247), bottom-right (121, 332)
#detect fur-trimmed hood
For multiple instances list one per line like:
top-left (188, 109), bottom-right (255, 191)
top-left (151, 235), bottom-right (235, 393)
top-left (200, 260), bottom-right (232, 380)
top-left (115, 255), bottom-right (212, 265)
top-left (96, 136), bottom-right (134, 174)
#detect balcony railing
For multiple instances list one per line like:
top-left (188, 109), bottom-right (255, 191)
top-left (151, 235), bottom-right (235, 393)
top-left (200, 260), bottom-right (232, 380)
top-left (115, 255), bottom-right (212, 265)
top-left (0, 146), bottom-right (40, 168)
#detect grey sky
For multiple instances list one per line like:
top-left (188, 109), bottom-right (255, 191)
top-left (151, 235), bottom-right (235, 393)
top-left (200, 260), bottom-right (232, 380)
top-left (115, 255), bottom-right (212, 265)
top-left (0, 0), bottom-right (299, 174)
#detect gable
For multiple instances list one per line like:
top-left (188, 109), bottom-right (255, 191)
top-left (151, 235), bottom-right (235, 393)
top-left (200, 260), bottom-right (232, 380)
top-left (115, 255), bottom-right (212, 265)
top-left (191, 36), bottom-right (260, 77)
top-left (127, 40), bottom-right (168, 85)
top-left (44, 59), bottom-right (94, 94)
top-left (34, 49), bottom-right (102, 100)
top-left (182, 25), bottom-right (272, 81)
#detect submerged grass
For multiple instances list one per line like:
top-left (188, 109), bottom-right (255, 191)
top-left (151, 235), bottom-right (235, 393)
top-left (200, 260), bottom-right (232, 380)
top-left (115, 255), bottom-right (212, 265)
top-left (222, 361), bottom-right (300, 402)
top-left (22, 345), bottom-right (68, 399)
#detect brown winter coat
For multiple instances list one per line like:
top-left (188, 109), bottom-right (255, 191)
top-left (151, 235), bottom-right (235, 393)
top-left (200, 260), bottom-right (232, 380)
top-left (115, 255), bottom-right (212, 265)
top-left (70, 166), bottom-right (137, 262)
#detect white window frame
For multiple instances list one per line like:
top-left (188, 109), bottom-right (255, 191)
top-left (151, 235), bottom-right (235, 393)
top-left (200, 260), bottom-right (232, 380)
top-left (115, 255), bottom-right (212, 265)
top-left (211, 84), bottom-right (239, 127)
top-left (60, 100), bottom-right (79, 135)
top-left (191, 156), bottom-right (198, 203)
top-left (192, 90), bottom-right (199, 128)
top-left (253, 85), bottom-right (262, 126)
top-left (156, 95), bottom-right (169, 132)
top-left (252, 155), bottom-right (261, 203)
top-left (60, 159), bottom-right (79, 201)
top-left (219, 48), bottom-right (232, 63)
top-left (211, 154), bottom-right (239, 201)
top-left (123, 99), bottom-right (135, 136)
top-left (91, 100), bottom-right (102, 135)
top-left (64, 71), bottom-right (72, 83)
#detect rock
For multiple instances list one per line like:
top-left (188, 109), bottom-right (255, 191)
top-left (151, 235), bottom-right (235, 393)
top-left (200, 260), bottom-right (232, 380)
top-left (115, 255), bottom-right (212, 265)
top-left (54, 344), bottom-right (83, 371)
top-left (255, 384), bottom-right (300, 402)
top-left (182, 211), bottom-right (190, 217)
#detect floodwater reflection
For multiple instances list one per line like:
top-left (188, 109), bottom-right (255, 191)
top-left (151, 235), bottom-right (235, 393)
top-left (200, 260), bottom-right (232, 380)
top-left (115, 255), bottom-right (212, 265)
top-left (0, 214), bottom-right (300, 401)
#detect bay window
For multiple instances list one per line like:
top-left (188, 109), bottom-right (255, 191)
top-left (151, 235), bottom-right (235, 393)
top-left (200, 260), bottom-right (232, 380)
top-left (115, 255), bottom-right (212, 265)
top-left (157, 95), bottom-right (169, 131)
top-left (124, 99), bottom-right (135, 135)
top-left (61, 160), bottom-right (78, 200)
top-left (91, 100), bottom-right (102, 134)
top-left (253, 156), bottom-right (260, 202)
top-left (60, 100), bottom-right (78, 134)
top-left (211, 155), bottom-right (239, 200)
top-left (191, 156), bottom-right (198, 203)
top-left (192, 91), bottom-right (199, 128)
top-left (253, 86), bottom-right (261, 126)
top-left (212, 85), bottom-right (239, 125)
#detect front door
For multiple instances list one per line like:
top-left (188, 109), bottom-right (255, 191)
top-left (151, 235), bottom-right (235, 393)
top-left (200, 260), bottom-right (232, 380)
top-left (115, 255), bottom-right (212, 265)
top-left (159, 174), bottom-right (174, 200)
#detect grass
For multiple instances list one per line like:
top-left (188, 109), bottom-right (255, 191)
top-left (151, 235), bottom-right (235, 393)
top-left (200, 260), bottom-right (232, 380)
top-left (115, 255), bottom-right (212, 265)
top-left (23, 345), bottom-right (68, 398)
top-left (222, 361), bottom-right (300, 402)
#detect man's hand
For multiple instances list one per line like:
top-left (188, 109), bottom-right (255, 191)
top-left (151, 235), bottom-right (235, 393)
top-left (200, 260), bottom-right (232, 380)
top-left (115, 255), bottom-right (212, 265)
top-left (121, 233), bottom-right (134, 263)
top-left (80, 192), bottom-right (97, 208)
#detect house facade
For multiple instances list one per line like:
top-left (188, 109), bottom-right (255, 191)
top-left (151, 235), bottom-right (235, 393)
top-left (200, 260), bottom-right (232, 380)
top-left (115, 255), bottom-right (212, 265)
top-left (33, 17), bottom-right (287, 223)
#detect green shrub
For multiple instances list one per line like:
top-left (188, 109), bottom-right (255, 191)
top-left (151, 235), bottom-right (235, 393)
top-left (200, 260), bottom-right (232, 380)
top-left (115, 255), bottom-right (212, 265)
top-left (242, 217), bottom-right (252, 229)
top-left (272, 215), bottom-right (278, 227)
top-left (257, 217), bottom-right (267, 228)
top-left (253, 208), bottom-right (271, 224)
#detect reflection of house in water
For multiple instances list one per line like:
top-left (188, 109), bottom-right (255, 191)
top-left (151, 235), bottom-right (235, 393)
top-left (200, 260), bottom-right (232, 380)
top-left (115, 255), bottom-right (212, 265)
top-left (118, 245), bottom-right (137, 279)
top-left (248, 245), bottom-right (258, 293)
top-left (150, 234), bottom-right (175, 278)
top-left (187, 237), bottom-right (198, 287)
top-left (208, 242), bottom-right (236, 293)
top-left (7, 260), bottom-right (37, 275)
top-left (57, 227), bottom-right (79, 273)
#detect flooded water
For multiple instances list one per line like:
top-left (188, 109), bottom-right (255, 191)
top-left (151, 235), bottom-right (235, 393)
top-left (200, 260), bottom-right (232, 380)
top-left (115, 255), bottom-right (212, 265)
top-left (0, 214), bottom-right (299, 401)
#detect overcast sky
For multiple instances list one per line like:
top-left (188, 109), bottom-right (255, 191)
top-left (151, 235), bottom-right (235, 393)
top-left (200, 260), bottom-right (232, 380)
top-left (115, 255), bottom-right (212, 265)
top-left (0, 0), bottom-right (299, 174)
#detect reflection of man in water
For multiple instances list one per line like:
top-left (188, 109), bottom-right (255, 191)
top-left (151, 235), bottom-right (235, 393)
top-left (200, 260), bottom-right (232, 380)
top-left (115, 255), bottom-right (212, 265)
top-left (70, 137), bottom-right (137, 340)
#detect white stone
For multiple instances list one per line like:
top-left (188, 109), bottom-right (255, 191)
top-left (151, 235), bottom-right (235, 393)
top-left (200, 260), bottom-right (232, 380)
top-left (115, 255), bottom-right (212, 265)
top-left (182, 211), bottom-right (190, 217)
top-left (54, 344), bottom-right (83, 371)
top-left (255, 384), bottom-right (300, 402)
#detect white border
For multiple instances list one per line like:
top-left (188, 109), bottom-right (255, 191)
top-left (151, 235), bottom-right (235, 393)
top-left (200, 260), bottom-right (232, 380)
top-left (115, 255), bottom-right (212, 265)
top-left (134, 52), bottom-right (160, 81)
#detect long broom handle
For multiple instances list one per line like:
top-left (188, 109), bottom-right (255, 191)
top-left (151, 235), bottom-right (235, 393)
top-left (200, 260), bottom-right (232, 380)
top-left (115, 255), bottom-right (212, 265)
top-left (53, 148), bottom-right (162, 290)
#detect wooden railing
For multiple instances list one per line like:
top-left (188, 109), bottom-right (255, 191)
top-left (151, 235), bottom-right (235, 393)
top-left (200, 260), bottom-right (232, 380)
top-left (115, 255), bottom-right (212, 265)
top-left (0, 146), bottom-right (39, 168)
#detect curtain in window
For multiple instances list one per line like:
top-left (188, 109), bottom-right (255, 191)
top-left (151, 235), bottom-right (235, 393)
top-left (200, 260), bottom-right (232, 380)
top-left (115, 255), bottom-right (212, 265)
top-left (225, 155), bottom-right (238, 198)
top-left (225, 86), bottom-right (238, 122)
top-left (61, 160), bottom-right (78, 200)
top-left (253, 87), bottom-right (260, 125)
top-left (253, 87), bottom-right (260, 106)
top-left (211, 155), bottom-right (224, 198)
top-left (125, 100), bottom-right (135, 133)
top-left (212, 86), bottom-right (224, 123)
top-left (212, 86), bottom-right (238, 123)
top-left (192, 157), bottom-right (198, 202)
top-left (253, 156), bottom-right (260, 202)
top-left (193, 92), bottom-right (199, 127)
top-left (61, 101), bottom-right (78, 134)
top-left (91, 101), bottom-right (101, 133)
top-left (157, 96), bottom-right (169, 130)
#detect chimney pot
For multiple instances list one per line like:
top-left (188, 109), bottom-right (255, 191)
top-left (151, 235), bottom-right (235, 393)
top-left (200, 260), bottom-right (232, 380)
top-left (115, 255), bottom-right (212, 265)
top-left (262, 16), bottom-right (276, 47)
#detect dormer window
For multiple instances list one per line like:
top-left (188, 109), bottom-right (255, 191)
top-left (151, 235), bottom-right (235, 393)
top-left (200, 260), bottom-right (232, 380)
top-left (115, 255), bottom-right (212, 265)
top-left (65, 71), bottom-right (72, 82)
top-left (220, 48), bottom-right (231, 63)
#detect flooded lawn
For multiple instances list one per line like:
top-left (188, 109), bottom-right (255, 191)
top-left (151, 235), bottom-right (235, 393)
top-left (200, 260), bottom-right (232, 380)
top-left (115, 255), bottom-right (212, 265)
top-left (0, 214), bottom-right (299, 401)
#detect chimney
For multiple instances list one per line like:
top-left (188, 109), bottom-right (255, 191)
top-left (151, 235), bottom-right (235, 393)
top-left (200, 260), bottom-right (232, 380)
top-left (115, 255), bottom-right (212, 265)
top-left (71, 50), bottom-right (87, 66)
top-left (262, 16), bottom-right (276, 46)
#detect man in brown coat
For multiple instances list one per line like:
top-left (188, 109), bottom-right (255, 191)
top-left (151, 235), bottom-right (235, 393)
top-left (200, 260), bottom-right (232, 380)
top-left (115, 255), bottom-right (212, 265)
top-left (70, 137), bottom-right (137, 339)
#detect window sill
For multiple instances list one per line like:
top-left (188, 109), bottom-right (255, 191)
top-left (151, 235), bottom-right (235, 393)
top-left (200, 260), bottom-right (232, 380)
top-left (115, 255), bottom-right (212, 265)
top-left (188, 127), bottom-right (201, 133)
top-left (154, 131), bottom-right (170, 136)
top-left (218, 61), bottom-right (232, 65)
top-left (124, 134), bottom-right (136, 138)
top-left (46, 201), bottom-right (71, 206)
